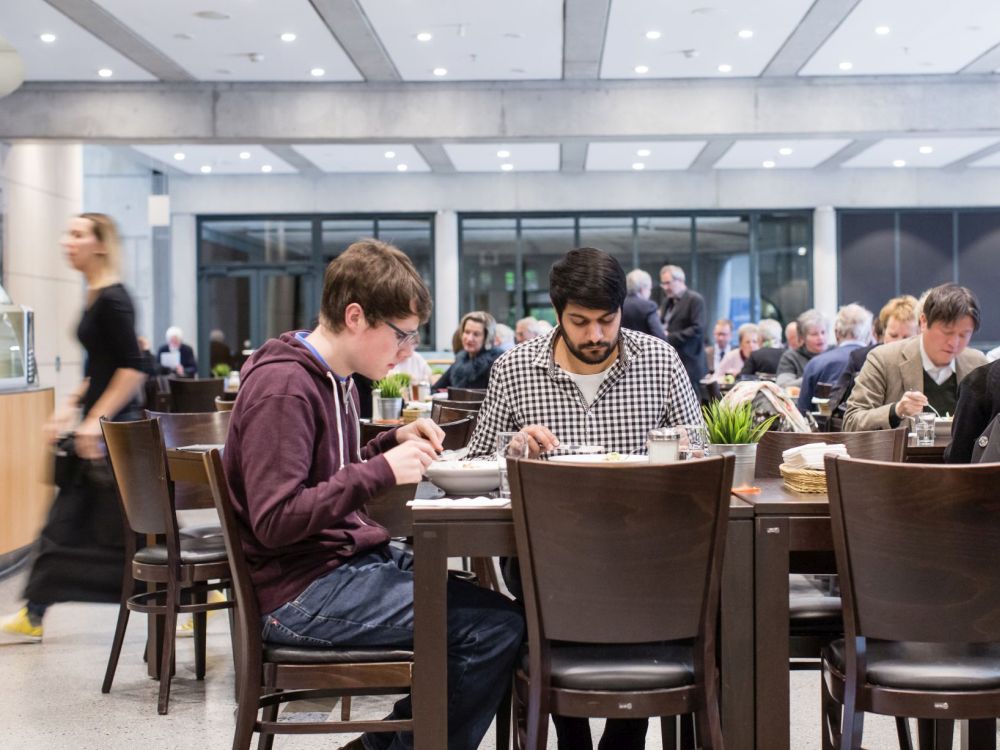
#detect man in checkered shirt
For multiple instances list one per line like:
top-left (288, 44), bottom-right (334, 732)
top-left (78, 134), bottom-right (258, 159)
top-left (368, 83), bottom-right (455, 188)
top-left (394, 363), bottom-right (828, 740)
top-left (466, 247), bottom-right (703, 460)
top-left (466, 247), bottom-right (703, 749)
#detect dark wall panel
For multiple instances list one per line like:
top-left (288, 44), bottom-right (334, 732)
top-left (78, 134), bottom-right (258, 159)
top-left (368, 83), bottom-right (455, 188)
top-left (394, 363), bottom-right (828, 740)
top-left (958, 212), bottom-right (1000, 343)
top-left (839, 212), bottom-right (895, 311)
top-left (898, 212), bottom-right (954, 298)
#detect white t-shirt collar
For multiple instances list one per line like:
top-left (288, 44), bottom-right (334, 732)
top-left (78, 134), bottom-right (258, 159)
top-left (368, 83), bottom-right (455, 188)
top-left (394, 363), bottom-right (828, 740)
top-left (919, 335), bottom-right (956, 386)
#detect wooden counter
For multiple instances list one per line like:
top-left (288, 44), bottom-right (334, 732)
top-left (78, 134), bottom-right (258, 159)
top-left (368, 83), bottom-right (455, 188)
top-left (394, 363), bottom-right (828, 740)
top-left (0, 387), bottom-right (55, 556)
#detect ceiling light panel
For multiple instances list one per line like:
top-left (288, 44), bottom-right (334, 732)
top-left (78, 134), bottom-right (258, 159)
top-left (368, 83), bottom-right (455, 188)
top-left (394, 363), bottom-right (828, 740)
top-left (358, 0), bottom-right (562, 81)
top-left (841, 137), bottom-right (1000, 168)
top-left (1, 0), bottom-right (155, 81)
top-left (291, 145), bottom-right (430, 173)
top-left (601, 0), bottom-right (813, 78)
top-left (586, 142), bottom-right (706, 171)
top-left (443, 143), bottom-right (559, 172)
top-left (89, 0), bottom-right (361, 81)
top-left (800, 0), bottom-right (1000, 76)
top-left (130, 145), bottom-right (296, 174)
top-left (714, 139), bottom-right (852, 169)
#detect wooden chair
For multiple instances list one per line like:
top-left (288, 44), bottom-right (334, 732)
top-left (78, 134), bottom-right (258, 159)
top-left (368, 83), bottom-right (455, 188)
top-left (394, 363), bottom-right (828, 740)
top-left (432, 398), bottom-right (484, 415)
top-left (431, 402), bottom-right (478, 425)
top-left (202, 449), bottom-right (414, 750)
top-left (168, 376), bottom-right (225, 413)
top-left (144, 375), bottom-right (172, 412)
top-left (99, 417), bottom-right (232, 714)
top-left (822, 457), bottom-right (1000, 750)
top-left (215, 395), bottom-right (235, 412)
top-left (508, 454), bottom-right (734, 750)
top-left (447, 387), bottom-right (487, 402)
top-left (440, 415), bottom-right (476, 451)
top-left (755, 427), bottom-right (908, 478)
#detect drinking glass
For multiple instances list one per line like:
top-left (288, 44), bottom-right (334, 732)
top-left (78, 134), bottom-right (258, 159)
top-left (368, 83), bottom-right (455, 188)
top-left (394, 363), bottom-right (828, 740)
top-left (497, 432), bottom-right (530, 498)
top-left (678, 424), bottom-right (711, 460)
top-left (915, 412), bottom-right (936, 446)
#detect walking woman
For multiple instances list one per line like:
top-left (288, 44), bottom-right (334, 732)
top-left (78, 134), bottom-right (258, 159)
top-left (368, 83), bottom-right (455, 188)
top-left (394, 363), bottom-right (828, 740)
top-left (2, 213), bottom-right (147, 642)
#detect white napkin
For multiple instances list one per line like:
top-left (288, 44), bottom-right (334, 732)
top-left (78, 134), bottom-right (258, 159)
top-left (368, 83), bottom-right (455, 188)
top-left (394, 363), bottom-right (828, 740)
top-left (408, 497), bottom-right (510, 509)
top-left (782, 443), bottom-right (849, 470)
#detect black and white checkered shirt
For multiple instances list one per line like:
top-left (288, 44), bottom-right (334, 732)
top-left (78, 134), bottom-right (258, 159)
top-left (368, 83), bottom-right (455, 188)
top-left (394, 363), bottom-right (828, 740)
top-left (466, 327), bottom-right (704, 457)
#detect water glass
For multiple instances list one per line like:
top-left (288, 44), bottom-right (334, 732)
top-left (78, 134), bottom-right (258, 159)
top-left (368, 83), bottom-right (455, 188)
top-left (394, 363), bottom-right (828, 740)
top-left (915, 412), bottom-right (936, 446)
top-left (678, 424), bottom-right (711, 460)
top-left (497, 432), bottom-right (530, 498)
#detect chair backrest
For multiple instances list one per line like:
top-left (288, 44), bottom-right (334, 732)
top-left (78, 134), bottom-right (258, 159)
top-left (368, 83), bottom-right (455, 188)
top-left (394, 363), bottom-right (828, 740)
top-left (214, 396), bottom-right (235, 412)
top-left (431, 398), bottom-right (483, 416)
top-left (826, 456), bottom-right (1000, 644)
top-left (430, 403), bottom-right (477, 424)
top-left (168, 377), bottom-right (225, 413)
top-left (202, 449), bottom-right (263, 667)
top-left (361, 420), bottom-right (396, 445)
top-left (447, 387), bottom-right (487, 402)
top-left (146, 409), bottom-right (231, 447)
top-left (440, 415), bottom-right (476, 451)
top-left (755, 427), bottom-right (907, 478)
top-left (100, 417), bottom-right (176, 538)
top-left (509, 455), bottom-right (733, 645)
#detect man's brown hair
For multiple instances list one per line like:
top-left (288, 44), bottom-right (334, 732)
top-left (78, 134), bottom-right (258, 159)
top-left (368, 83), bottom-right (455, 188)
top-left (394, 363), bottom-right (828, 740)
top-left (922, 283), bottom-right (981, 332)
top-left (320, 239), bottom-right (432, 331)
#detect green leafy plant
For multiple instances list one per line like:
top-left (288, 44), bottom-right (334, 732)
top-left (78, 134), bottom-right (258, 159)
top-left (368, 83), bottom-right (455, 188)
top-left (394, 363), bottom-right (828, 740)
top-left (374, 373), bottom-right (406, 399)
top-left (211, 363), bottom-right (231, 377)
top-left (394, 372), bottom-right (412, 388)
top-left (702, 399), bottom-right (778, 444)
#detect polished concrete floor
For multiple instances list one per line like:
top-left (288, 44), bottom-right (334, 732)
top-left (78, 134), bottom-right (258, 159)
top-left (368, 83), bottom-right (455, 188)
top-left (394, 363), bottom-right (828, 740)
top-left (0, 564), bottom-right (974, 749)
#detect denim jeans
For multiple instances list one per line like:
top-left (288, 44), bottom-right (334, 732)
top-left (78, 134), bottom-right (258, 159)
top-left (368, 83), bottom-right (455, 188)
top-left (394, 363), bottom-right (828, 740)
top-left (262, 545), bottom-right (524, 750)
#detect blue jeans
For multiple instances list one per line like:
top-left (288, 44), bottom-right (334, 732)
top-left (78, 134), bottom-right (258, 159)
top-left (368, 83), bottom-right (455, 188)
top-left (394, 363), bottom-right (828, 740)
top-left (262, 545), bottom-right (524, 750)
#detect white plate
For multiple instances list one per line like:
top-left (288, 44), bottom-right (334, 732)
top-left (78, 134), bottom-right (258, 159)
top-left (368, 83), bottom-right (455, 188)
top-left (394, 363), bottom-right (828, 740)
top-left (546, 453), bottom-right (647, 464)
top-left (425, 459), bottom-right (501, 494)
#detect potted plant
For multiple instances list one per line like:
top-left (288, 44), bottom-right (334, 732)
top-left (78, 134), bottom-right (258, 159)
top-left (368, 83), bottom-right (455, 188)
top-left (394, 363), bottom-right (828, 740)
top-left (374, 374), bottom-right (405, 420)
top-left (702, 399), bottom-right (778, 488)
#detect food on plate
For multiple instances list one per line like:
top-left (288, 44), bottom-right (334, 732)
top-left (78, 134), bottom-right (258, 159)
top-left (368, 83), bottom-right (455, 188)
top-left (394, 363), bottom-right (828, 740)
top-left (603, 452), bottom-right (623, 462)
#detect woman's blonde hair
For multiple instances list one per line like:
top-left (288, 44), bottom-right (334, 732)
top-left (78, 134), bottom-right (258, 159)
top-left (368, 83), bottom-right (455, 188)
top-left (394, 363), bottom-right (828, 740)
top-left (79, 212), bottom-right (122, 276)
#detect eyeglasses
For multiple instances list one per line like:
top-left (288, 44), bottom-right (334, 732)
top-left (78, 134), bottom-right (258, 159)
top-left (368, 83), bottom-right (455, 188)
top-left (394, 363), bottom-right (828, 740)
top-left (385, 320), bottom-right (420, 349)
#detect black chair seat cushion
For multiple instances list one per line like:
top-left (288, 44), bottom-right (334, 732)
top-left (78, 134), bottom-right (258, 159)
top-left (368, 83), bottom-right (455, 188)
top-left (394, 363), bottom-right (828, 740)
top-left (828, 639), bottom-right (1000, 691)
top-left (179, 522), bottom-right (223, 539)
top-left (521, 642), bottom-right (694, 691)
top-left (134, 535), bottom-right (229, 565)
top-left (264, 644), bottom-right (414, 664)
top-left (790, 575), bottom-right (842, 632)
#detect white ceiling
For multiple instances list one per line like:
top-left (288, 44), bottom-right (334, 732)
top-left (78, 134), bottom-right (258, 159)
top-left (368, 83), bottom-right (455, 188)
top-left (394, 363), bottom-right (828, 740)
top-left (5, 0), bottom-right (1000, 174)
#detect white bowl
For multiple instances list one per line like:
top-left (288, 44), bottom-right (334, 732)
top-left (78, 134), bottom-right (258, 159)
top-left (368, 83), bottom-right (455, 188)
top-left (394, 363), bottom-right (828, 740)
top-left (425, 459), bottom-right (501, 495)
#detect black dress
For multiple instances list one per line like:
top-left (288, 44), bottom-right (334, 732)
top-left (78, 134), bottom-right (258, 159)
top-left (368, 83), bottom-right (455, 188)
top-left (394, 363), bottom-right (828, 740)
top-left (24, 283), bottom-right (145, 606)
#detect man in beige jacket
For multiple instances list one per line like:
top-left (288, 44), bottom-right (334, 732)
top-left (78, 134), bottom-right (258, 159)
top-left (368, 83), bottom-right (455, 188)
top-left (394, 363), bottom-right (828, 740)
top-left (844, 283), bottom-right (987, 432)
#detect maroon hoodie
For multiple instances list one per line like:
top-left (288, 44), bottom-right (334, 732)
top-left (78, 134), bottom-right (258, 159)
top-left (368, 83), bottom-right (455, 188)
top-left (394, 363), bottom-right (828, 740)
top-left (224, 332), bottom-right (398, 614)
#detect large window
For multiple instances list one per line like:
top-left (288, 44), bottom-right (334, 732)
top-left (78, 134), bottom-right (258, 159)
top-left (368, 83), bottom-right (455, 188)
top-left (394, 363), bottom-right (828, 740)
top-left (198, 214), bottom-right (434, 375)
top-left (839, 209), bottom-right (1000, 349)
top-left (459, 211), bottom-right (813, 337)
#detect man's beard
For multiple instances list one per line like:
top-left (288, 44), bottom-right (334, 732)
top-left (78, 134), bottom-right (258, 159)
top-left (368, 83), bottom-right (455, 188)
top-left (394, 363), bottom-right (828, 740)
top-left (560, 328), bottom-right (618, 366)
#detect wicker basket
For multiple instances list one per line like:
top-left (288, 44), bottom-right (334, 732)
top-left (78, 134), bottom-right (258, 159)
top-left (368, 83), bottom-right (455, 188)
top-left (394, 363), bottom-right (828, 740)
top-left (779, 463), bottom-right (828, 494)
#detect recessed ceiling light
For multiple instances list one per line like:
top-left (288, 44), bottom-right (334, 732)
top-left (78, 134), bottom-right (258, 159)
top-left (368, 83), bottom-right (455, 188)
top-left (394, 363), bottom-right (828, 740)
top-left (717, 63), bottom-right (732, 73)
top-left (738, 29), bottom-right (754, 39)
top-left (173, 152), bottom-right (186, 161)
top-left (280, 32), bottom-right (297, 42)
top-left (310, 67), bottom-right (325, 77)
top-left (97, 68), bottom-right (113, 78)
top-left (632, 162), bottom-right (645, 171)
top-left (239, 151), bottom-right (251, 160)
top-left (762, 160), bottom-right (776, 169)
top-left (416, 32), bottom-right (433, 42)
top-left (918, 145), bottom-right (934, 154)
top-left (778, 147), bottom-right (793, 156)
top-left (500, 163), bottom-right (514, 172)
top-left (497, 150), bottom-right (511, 158)
top-left (396, 164), bottom-right (408, 172)
top-left (645, 30), bottom-right (661, 40)
top-left (875, 25), bottom-right (891, 35)
top-left (634, 65), bottom-right (649, 74)
top-left (433, 67), bottom-right (448, 77)
top-left (200, 165), bottom-right (212, 174)
top-left (892, 159), bottom-right (906, 168)
top-left (838, 61), bottom-right (853, 71)
top-left (39, 33), bottom-right (56, 43)
top-left (384, 150), bottom-right (396, 159)
top-left (260, 165), bottom-right (272, 173)
top-left (637, 149), bottom-right (651, 157)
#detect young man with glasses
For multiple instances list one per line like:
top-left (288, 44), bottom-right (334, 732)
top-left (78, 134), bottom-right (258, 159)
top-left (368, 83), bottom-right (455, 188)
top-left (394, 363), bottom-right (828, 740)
top-left (224, 239), bottom-right (524, 750)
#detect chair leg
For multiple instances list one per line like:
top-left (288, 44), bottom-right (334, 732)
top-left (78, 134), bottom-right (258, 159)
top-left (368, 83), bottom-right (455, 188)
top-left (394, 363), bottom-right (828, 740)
top-left (839, 684), bottom-right (864, 750)
top-left (524, 679), bottom-right (547, 750)
top-left (193, 589), bottom-right (207, 681)
top-left (894, 717), bottom-right (913, 750)
top-left (916, 719), bottom-right (956, 749)
top-left (696, 703), bottom-right (722, 750)
top-left (820, 669), bottom-right (842, 750)
top-left (680, 714), bottom-right (696, 749)
top-left (340, 695), bottom-right (352, 720)
top-left (660, 715), bottom-right (678, 750)
top-left (158, 589), bottom-right (178, 715)
top-left (231, 681), bottom-right (259, 750)
top-left (257, 700), bottom-right (278, 750)
top-left (101, 599), bottom-right (131, 693)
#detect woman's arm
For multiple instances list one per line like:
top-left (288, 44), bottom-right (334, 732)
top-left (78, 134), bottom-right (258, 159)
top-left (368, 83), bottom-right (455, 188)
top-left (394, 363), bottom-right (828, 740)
top-left (75, 367), bottom-right (147, 459)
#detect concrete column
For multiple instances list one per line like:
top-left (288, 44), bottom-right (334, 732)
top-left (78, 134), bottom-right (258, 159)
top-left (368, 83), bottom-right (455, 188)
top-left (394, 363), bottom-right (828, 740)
top-left (433, 210), bottom-right (459, 352)
top-left (813, 205), bottom-right (838, 323)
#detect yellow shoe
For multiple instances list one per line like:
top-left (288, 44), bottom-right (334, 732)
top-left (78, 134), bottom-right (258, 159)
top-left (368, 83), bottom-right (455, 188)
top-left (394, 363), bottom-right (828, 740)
top-left (176, 590), bottom-right (227, 637)
top-left (0, 608), bottom-right (43, 643)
